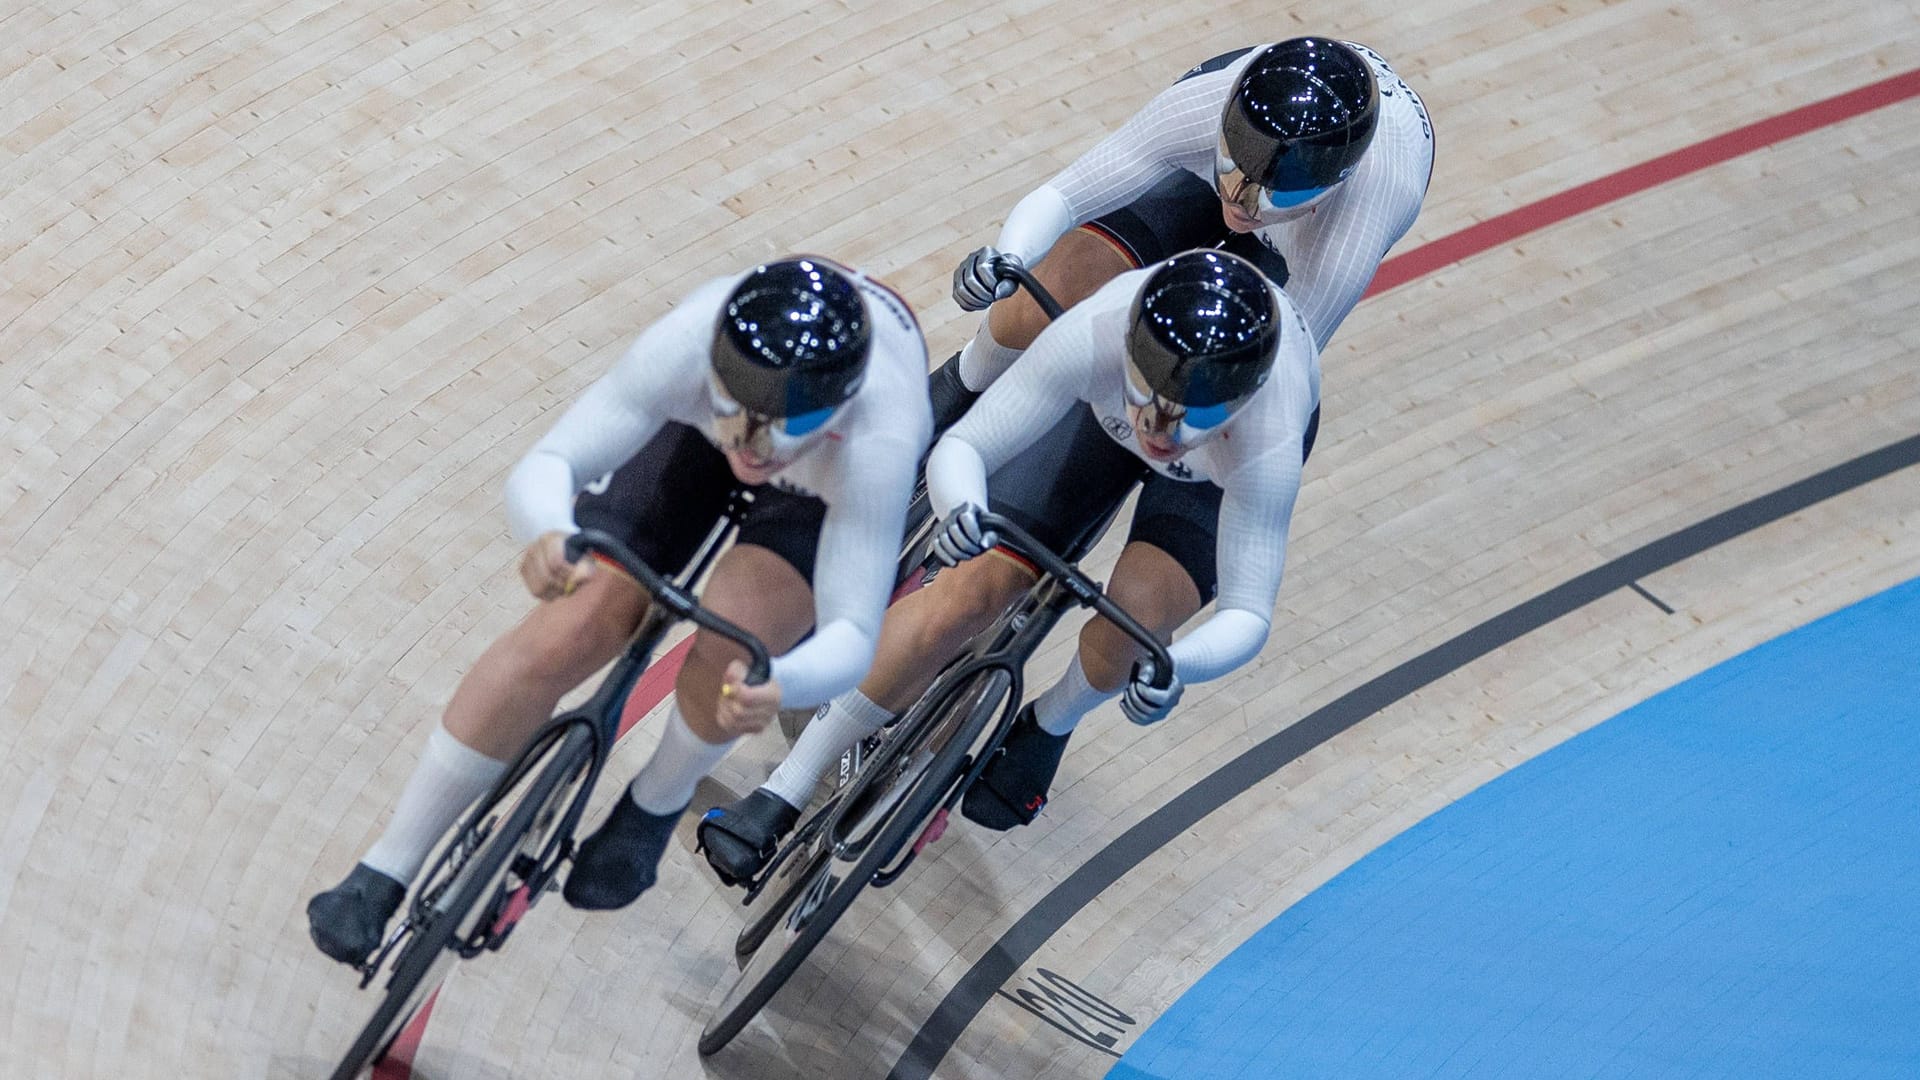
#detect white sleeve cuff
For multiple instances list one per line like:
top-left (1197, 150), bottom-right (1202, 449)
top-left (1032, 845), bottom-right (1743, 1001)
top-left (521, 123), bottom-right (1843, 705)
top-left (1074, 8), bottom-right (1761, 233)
top-left (992, 185), bottom-right (1077, 268)
top-left (1167, 607), bottom-right (1272, 685)
top-left (926, 435), bottom-right (991, 520)
top-left (503, 451), bottom-right (581, 543)
top-left (771, 620), bottom-right (875, 709)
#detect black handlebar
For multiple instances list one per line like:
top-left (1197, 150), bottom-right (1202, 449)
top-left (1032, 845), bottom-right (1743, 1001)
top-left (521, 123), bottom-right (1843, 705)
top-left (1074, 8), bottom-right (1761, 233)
top-left (564, 529), bottom-right (772, 686)
top-left (990, 258), bottom-right (1066, 321)
top-left (974, 513), bottom-right (1174, 689)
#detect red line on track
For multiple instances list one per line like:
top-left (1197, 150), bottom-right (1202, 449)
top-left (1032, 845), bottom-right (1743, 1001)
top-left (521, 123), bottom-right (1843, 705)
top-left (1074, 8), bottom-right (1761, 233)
top-left (380, 65), bottom-right (1920, 1078)
top-left (618, 636), bottom-right (695, 737)
top-left (1365, 67), bottom-right (1920, 298)
top-left (371, 991), bottom-right (435, 1079)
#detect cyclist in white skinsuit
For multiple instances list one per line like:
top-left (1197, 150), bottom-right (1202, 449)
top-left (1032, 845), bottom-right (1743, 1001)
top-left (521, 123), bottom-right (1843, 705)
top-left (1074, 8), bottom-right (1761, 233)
top-left (698, 38), bottom-right (1431, 878)
top-left (928, 37), bottom-right (1432, 433)
top-left (306, 258), bottom-right (930, 965)
top-left (700, 250), bottom-right (1320, 880)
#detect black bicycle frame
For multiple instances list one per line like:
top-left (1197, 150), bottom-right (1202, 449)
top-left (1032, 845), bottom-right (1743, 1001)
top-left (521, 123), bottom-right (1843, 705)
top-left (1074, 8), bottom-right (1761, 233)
top-left (832, 513), bottom-right (1173, 882)
top-left (406, 493), bottom-right (772, 949)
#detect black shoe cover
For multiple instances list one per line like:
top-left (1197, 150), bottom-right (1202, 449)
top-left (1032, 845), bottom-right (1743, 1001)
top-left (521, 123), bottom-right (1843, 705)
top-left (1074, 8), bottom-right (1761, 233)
top-left (698, 788), bottom-right (801, 887)
top-left (927, 351), bottom-right (981, 441)
top-left (562, 794), bottom-right (683, 910)
top-left (961, 706), bottom-right (1071, 831)
top-left (307, 863), bottom-right (406, 966)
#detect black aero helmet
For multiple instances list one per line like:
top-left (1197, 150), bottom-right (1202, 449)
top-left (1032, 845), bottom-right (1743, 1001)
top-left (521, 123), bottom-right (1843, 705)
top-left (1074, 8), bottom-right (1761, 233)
top-left (711, 258), bottom-right (871, 428)
top-left (1125, 250), bottom-right (1280, 431)
top-left (1218, 38), bottom-right (1379, 209)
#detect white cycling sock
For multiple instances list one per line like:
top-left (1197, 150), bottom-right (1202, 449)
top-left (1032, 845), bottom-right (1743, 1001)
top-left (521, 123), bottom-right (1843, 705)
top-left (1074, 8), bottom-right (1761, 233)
top-left (1029, 654), bottom-right (1113, 736)
top-left (363, 721), bottom-right (509, 886)
top-left (955, 323), bottom-right (1024, 392)
top-left (763, 689), bottom-right (895, 808)
top-left (628, 705), bottom-right (736, 815)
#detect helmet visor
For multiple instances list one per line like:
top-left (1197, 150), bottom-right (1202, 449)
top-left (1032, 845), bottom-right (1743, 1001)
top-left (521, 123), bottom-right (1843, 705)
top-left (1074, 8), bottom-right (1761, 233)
top-left (1122, 360), bottom-right (1244, 457)
top-left (1214, 137), bottom-right (1339, 219)
top-left (709, 375), bottom-right (839, 467)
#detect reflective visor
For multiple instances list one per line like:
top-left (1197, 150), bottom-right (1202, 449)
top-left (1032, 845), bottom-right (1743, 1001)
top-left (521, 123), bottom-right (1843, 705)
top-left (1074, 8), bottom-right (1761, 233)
top-left (1123, 361), bottom-right (1239, 438)
top-left (709, 375), bottom-right (838, 465)
top-left (1214, 137), bottom-right (1337, 218)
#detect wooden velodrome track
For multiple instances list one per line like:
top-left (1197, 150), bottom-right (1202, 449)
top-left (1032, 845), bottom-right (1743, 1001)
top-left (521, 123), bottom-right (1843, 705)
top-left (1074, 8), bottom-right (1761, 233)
top-left (4, 0), bottom-right (1917, 1077)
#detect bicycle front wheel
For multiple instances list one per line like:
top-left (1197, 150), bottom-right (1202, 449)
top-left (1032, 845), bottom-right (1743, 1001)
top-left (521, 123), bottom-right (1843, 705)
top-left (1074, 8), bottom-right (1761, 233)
top-left (327, 725), bottom-right (594, 1079)
top-left (698, 667), bottom-right (1012, 1055)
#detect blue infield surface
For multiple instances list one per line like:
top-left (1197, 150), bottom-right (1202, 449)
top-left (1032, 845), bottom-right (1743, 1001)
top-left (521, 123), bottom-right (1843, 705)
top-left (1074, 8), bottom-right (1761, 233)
top-left (1110, 577), bottom-right (1920, 1080)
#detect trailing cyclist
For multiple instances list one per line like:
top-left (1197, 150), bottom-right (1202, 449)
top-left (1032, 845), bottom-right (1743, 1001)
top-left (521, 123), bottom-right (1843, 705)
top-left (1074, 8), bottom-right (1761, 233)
top-left (930, 36), bottom-right (1432, 434)
top-left (699, 249), bottom-right (1319, 882)
top-left (306, 258), bottom-right (931, 965)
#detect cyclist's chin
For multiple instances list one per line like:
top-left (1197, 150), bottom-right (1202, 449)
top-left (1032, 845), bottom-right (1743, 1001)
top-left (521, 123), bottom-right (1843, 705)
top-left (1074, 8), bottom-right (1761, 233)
top-left (1137, 433), bottom-right (1184, 462)
top-left (725, 451), bottom-right (784, 485)
top-left (1220, 203), bottom-right (1261, 233)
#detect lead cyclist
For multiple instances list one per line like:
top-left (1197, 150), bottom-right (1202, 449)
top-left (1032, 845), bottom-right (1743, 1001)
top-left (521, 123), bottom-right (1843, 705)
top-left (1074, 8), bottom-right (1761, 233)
top-left (305, 258), bottom-right (930, 965)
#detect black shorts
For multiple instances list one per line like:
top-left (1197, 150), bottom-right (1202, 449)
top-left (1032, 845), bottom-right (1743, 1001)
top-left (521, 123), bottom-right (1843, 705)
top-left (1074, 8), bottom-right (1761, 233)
top-left (981, 406), bottom-right (1216, 601)
top-left (987, 404), bottom-right (1319, 603)
top-left (1080, 170), bottom-right (1292, 288)
top-left (572, 423), bottom-right (828, 582)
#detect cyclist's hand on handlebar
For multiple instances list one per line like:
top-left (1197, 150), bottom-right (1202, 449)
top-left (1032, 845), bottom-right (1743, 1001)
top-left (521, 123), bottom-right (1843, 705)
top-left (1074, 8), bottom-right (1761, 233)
top-left (931, 504), bottom-right (1000, 567)
top-left (520, 530), bottom-right (594, 600)
top-left (1121, 659), bottom-right (1184, 725)
top-left (715, 659), bottom-right (782, 737)
top-left (952, 247), bottom-right (1020, 311)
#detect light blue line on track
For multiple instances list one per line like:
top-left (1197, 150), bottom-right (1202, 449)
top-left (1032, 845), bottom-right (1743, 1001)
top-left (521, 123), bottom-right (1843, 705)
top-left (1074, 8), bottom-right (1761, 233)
top-left (1110, 577), bottom-right (1920, 1080)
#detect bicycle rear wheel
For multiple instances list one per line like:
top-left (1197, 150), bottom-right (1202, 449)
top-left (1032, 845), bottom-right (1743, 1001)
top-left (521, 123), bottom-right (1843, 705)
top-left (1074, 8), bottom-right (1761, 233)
top-left (327, 726), bottom-right (594, 1079)
top-left (699, 667), bottom-right (1011, 1055)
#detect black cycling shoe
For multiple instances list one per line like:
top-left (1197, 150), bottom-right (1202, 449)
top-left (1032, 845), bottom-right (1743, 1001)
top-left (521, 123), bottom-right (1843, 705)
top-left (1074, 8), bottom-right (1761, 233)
top-left (307, 863), bottom-right (406, 966)
top-left (928, 351), bottom-right (981, 441)
top-left (562, 794), bottom-right (683, 911)
top-left (697, 788), bottom-right (801, 887)
top-left (961, 706), bottom-right (1071, 831)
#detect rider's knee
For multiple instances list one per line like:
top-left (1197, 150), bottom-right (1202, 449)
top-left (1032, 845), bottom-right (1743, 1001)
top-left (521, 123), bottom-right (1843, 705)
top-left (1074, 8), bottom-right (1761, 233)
top-left (1101, 573), bottom-right (1189, 637)
top-left (679, 626), bottom-right (747, 691)
top-left (987, 229), bottom-right (1131, 349)
top-left (919, 557), bottom-right (1031, 649)
top-left (677, 544), bottom-right (812, 693)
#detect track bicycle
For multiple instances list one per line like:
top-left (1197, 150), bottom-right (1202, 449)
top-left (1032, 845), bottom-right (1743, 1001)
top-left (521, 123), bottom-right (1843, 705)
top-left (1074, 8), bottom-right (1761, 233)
top-left (699, 514), bottom-right (1170, 1054)
top-left (327, 509), bottom-right (771, 1079)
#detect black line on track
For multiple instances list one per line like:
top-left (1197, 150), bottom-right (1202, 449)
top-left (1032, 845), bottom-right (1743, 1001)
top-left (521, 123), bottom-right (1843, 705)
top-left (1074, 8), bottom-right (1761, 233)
top-left (888, 432), bottom-right (1920, 1080)
top-left (1628, 580), bottom-right (1676, 614)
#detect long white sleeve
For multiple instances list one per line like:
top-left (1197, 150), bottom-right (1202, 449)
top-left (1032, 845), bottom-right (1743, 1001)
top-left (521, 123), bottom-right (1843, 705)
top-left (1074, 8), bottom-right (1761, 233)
top-left (992, 69), bottom-right (1228, 267)
top-left (1046, 75), bottom-right (1224, 222)
top-left (501, 280), bottom-right (724, 541)
top-left (1169, 443), bottom-right (1303, 682)
top-left (1165, 608), bottom-right (1271, 685)
top-left (992, 184), bottom-right (1077, 269)
top-left (772, 403), bottom-right (929, 708)
top-left (924, 437), bottom-right (990, 521)
top-left (926, 295), bottom-right (1104, 517)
